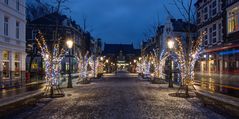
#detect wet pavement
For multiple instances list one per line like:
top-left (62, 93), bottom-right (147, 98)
top-left (2, 71), bottom-right (230, 119)
top-left (194, 72), bottom-right (239, 98)
top-left (0, 83), bottom-right (44, 99)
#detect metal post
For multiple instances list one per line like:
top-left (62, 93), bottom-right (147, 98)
top-left (168, 52), bottom-right (173, 88)
top-left (67, 56), bottom-right (73, 88)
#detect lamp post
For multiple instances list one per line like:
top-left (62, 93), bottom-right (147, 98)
top-left (167, 39), bottom-right (174, 88)
top-left (66, 39), bottom-right (74, 88)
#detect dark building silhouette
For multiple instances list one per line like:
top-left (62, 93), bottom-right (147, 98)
top-left (103, 43), bottom-right (140, 72)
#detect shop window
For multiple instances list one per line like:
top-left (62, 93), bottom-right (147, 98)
top-left (14, 53), bottom-right (20, 77)
top-left (225, 62), bottom-right (228, 69)
top-left (31, 60), bottom-right (38, 70)
top-left (3, 62), bottom-right (10, 78)
top-left (227, 6), bottom-right (239, 33)
top-left (236, 61), bottom-right (239, 68)
top-left (15, 62), bottom-right (20, 77)
top-left (2, 51), bottom-right (10, 78)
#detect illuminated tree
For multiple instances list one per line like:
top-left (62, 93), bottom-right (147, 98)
top-left (36, 32), bottom-right (67, 97)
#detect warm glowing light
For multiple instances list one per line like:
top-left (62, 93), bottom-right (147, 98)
top-left (192, 54), bottom-right (196, 58)
top-left (106, 59), bottom-right (109, 63)
top-left (46, 54), bottom-right (49, 59)
top-left (100, 56), bottom-right (104, 61)
top-left (66, 39), bottom-right (73, 49)
top-left (138, 57), bottom-right (142, 60)
top-left (167, 39), bottom-right (174, 49)
top-left (134, 59), bottom-right (137, 63)
top-left (203, 54), bottom-right (207, 58)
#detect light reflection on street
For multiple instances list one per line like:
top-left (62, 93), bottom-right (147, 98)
top-left (194, 72), bottom-right (239, 97)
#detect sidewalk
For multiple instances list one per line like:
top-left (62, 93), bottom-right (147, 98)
top-left (0, 74), bottom-right (79, 109)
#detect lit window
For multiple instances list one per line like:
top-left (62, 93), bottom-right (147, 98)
top-left (2, 51), bottom-right (9, 60)
top-left (14, 53), bottom-right (20, 77)
top-left (227, 6), bottom-right (239, 33)
top-left (2, 51), bottom-right (10, 78)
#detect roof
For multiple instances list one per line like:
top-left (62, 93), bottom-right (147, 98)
top-left (29, 12), bottom-right (81, 30)
top-left (103, 43), bottom-right (140, 55)
top-left (171, 19), bottom-right (197, 32)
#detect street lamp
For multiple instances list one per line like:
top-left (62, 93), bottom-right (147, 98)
top-left (66, 39), bottom-right (73, 49)
top-left (167, 39), bottom-right (175, 49)
top-left (167, 39), bottom-right (175, 88)
top-left (66, 39), bottom-right (74, 88)
top-left (100, 56), bottom-right (104, 61)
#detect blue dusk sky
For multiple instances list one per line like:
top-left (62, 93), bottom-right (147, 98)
top-left (29, 0), bottom-right (196, 48)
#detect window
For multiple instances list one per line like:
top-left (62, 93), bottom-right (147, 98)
top-left (227, 6), bottom-right (239, 33)
top-left (218, 23), bottom-right (222, 42)
top-left (16, 0), bottom-right (20, 11)
top-left (211, 0), bottom-right (217, 16)
top-left (212, 24), bottom-right (217, 43)
top-left (2, 51), bottom-right (10, 78)
top-left (14, 53), bottom-right (20, 77)
top-left (204, 28), bottom-right (208, 45)
top-left (4, 17), bottom-right (9, 36)
top-left (16, 22), bottom-right (20, 39)
top-left (4, 0), bottom-right (8, 4)
top-left (209, 27), bottom-right (212, 44)
top-left (204, 6), bottom-right (208, 21)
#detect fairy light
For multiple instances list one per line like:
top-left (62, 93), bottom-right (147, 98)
top-left (173, 32), bottom-right (205, 86)
top-left (35, 31), bottom-right (68, 87)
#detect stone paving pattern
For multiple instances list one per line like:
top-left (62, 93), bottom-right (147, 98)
top-left (4, 74), bottom-right (229, 119)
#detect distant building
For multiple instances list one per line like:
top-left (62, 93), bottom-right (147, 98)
top-left (103, 43), bottom-right (140, 72)
top-left (0, 0), bottom-right (26, 88)
top-left (141, 18), bottom-right (197, 82)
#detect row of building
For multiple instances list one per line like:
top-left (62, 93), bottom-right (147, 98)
top-left (141, 0), bottom-right (239, 76)
top-left (0, 0), bottom-right (102, 88)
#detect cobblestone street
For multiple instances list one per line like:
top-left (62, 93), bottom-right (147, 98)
top-left (5, 72), bottom-right (228, 119)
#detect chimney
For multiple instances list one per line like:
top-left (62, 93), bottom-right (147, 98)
top-left (178, 19), bottom-right (183, 22)
top-left (171, 19), bottom-right (176, 22)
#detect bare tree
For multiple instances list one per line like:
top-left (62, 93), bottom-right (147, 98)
top-left (165, 0), bottom-right (205, 97)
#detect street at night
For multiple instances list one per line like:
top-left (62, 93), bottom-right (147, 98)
top-left (1, 0), bottom-right (239, 118)
top-left (0, 72), bottom-right (230, 119)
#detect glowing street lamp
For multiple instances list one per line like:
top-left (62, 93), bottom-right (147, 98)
top-left (167, 39), bottom-right (175, 49)
top-left (106, 59), bottom-right (109, 63)
top-left (167, 38), bottom-right (175, 88)
top-left (66, 38), bottom-right (74, 88)
top-left (100, 56), bottom-right (104, 61)
top-left (134, 59), bottom-right (137, 63)
top-left (66, 39), bottom-right (74, 49)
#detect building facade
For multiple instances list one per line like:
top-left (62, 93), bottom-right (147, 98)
top-left (103, 43), bottom-right (140, 72)
top-left (26, 12), bottom-right (84, 82)
top-left (141, 18), bottom-right (197, 82)
top-left (195, 0), bottom-right (239, 74)
top-left (0, 0), bottom-right (26, 88)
